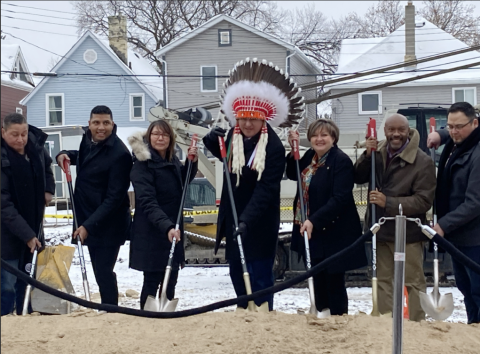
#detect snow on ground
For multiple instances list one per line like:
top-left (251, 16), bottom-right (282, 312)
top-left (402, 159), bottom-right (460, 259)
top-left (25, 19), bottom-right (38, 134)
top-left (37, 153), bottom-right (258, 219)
top-left (43, 222), bottom-right (467, 323)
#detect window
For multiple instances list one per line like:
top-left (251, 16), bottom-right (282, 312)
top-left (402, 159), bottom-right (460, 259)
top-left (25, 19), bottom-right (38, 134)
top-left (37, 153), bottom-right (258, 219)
top-left (358, 91), bottom-right (382, 115)
top-left (46, 94), bottom-right (64, 126)
top-left (452, 87), bottom-right (477, 106)
top-left (201, 66), bottom-right (217, 92)
top-left (218, 29), bottom-right (232, 46)
top-left (83, 49), bottom-right (98, 64)
top-left (16, 107), bottom-right (23, 114)
top-left (130, 93), bottom-right (145, 121)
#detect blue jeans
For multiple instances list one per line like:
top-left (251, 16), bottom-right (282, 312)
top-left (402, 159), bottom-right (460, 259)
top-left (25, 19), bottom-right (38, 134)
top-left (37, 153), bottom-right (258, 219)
top-left (1, 259), bottom-right (19, 316)
top-left (229, 257), bottom-right (275, 310)
top-left (452, 245), bottom-right (480, 324)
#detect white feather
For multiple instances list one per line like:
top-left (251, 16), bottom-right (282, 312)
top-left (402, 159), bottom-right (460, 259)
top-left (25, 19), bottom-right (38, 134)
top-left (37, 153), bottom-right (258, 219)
top-left (221, 80), bottom-right (290, 128)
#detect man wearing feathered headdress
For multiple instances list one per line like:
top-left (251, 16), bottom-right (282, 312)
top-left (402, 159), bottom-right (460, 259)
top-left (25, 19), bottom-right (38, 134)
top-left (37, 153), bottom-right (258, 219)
top-left (203, 58), bottom-right (304, 310)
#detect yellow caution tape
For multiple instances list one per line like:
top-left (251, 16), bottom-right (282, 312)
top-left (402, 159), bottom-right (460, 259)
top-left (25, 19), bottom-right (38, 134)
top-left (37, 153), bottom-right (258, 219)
top-left (45, 202), bottom-right (367, 219)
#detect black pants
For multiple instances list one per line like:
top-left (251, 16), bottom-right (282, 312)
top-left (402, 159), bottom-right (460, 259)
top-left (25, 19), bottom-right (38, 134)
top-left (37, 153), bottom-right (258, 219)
top-left (312, 258), bottom-right (348, 315)
top-left (229, 256), bottom-right (275, 311)
top-left (140, 269), bottom-right (179, 310)
top-left (87, 245), bottom-right (121, 306)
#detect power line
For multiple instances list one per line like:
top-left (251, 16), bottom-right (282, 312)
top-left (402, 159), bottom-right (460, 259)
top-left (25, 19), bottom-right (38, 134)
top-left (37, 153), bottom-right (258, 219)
top-left (305, 60), bottom-right (480, 105)
top-left (1, 8), bottom-right (77, 21)
top-left (300, 45), bottom-right (480, 90)
top-left (1, 15), bottom-right (78, 27)
top-left (2, 2), bottom-right (77, 15)
top-left (1, 25), bottom-right (78, 37)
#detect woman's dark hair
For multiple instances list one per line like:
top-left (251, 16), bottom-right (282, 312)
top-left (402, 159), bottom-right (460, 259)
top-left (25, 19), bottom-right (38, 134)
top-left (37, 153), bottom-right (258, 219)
top-left (307, 119), bottom-right (340, 144)
top-left (90, 105), bottom-right (113, 120)
top-left (146, 120), bottom-right (176, 161)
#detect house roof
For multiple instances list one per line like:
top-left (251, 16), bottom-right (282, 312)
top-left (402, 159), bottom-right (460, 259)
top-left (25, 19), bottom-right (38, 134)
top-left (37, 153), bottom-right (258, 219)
top-left (1, 43), bottom-right (35, 91)
top-left (328, 17), bottom-right (480, 89)
top-left (20, 31), bottom-right (163, 105)
top-left (154, 14), bottom-right (323, 74)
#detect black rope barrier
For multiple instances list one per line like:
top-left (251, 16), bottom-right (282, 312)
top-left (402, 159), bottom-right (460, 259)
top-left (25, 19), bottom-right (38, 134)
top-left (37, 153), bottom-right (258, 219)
top-left (432, 234), bottom-right (480, 275)
top-left (1, 229), bottom-right (373, 318)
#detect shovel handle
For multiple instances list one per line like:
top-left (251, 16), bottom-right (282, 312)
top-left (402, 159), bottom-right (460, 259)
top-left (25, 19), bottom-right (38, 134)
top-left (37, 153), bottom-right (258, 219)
top-left (63, 159), bottom-right (72, 182)
top-left (188, 134), bottom-right (198, 161)
top-left (367, 118), bottom-right (377, 151)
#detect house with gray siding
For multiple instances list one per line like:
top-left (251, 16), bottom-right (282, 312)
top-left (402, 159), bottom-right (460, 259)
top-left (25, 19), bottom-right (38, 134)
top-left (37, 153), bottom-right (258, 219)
top-left (327, 14), bottom-right (480, 146)
top-left (154, 14), bottom-right (322, 132)
top-left (20, 29), bottom-right (162, 130)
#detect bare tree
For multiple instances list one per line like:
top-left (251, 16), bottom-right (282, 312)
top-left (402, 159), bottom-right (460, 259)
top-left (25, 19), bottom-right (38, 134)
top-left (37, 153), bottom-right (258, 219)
top-left (419, 0), bottom-right (480, 47)
top-left (72, 0), bottom-right (286, 70)
top-left (349, 0), bottom-right (404, 38)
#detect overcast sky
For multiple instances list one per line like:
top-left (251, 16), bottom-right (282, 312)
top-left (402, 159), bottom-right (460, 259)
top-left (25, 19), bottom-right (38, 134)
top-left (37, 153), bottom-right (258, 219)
top-left (1, 1), bottom-right (479, 73)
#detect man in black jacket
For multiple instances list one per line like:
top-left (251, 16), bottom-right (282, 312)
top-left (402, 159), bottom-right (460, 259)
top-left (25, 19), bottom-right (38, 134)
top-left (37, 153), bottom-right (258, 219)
top-left (427, 102), bottom-right (480, 324)
top-left (1, 113), bottom-right (55, 315)
top-left (56, 105), bottom-right (132, 306)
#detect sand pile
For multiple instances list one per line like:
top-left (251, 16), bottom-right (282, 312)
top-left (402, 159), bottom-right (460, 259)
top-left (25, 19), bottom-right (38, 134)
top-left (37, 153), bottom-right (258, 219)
top-left (1, 310), bottom-right (478, 354)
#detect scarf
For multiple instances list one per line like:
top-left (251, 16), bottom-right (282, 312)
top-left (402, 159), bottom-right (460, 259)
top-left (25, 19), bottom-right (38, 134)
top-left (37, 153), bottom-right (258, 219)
top-left (436, 126), bottom-right (480, 218)
top-left (294, 151), bottom-right (329, 225)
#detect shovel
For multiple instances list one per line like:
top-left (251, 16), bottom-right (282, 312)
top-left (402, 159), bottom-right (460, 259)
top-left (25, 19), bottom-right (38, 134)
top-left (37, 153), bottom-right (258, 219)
top-left (144, 134), bottom-right (198, 312)
top-left (63, 159), bottom-right (91, 302)
top-left (218, 135), bottom-right (269, 312)
top-left (367, 118), bottom-right (380, 316)
top-left (291, 135), bottom-right (327, 317)
top-left (22, 220), bottom-right (43, 316)
top-left (419, 117), bottom-right (454, 321)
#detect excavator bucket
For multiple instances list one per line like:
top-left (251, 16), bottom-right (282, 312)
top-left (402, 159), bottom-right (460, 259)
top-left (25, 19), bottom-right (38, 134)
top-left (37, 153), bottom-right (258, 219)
top-left (31, 245), bottom-right (76, 314)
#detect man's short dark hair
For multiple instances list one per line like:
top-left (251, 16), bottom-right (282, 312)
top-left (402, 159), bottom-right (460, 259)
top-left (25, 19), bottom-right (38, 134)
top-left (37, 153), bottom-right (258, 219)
top-left (448, 102), bottom-right (476, 120)
top-left (90, 105), bottom-right (113, 120)
top-left (3, 113), bottom-right (27, 130)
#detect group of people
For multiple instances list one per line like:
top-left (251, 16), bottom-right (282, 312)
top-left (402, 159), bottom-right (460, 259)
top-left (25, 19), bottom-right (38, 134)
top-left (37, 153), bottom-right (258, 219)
top-left (1, 60), bottom-right (478, 324)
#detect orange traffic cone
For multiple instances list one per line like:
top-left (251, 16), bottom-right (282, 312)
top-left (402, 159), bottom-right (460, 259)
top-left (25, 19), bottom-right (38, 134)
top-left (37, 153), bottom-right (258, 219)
top-left (403, 286), bottom-right (409, 319)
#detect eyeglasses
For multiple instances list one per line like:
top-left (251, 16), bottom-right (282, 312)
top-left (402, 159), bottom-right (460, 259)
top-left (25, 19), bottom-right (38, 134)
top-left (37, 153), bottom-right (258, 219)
top-left (446, 120), bottom-right (473, 131)
top-left (151, 132), bottom-right (170, 139)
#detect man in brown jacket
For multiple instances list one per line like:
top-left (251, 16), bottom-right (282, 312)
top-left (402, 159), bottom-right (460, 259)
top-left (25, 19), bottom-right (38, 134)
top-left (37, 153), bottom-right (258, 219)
top-left (354, 114), bottom-right (436, 321)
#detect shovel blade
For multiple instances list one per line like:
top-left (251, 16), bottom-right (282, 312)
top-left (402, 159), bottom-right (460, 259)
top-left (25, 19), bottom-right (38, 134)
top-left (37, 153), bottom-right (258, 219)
top-left (144, 295), bottom-right (179, 312)
top-left (419, 291), bottom-right (454, 321)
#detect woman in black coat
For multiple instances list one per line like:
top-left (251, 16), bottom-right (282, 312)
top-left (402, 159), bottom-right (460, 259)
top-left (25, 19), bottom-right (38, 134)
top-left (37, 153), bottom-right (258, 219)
top-left (286, 119), bottom-right (366, 316)
top-left (128, 120), bottom-right (198, 310)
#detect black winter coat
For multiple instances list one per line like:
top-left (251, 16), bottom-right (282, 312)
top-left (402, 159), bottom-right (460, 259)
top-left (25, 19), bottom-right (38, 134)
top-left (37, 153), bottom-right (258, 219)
top-left (1, 125), bottom-right (55, 260)
top-left (286, 146), bottom-right (367, 273)
top-left (436, 127), bottom-right (480, 247)
top-left (128, 132), bottom-right (198, 271)
top-left (203, 124), bottom-right (285, 261)
top-left (57, 126), bottom-right (132, 247)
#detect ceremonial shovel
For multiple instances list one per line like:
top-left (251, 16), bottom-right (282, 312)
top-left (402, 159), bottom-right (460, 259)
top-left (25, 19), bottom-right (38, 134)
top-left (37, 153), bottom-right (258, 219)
top-left (218, 135), bottom-right (269, 312)
top-left (419, 117), bottom-right (454, 321)
top-left (367, 118), bottom-right (380, 317)
top-left (291, 136), bottom-right (330, 318)
top-left (144, 134), bottom-right (198, 312)
top-left (22, 220), bottom-right (43, 316)
top-left (63, 160), bottom-right (91, 302)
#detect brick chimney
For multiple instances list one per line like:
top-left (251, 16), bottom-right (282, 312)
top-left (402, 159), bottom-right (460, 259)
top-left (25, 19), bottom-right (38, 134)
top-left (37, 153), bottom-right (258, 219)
top-left (404, 1), bottom-right (416, 68)
top-left (108, 15), bottom-right (128, 66)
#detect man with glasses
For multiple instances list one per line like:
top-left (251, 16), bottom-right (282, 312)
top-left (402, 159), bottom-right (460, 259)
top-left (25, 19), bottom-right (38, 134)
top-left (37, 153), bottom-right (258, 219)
top-left (427, 101), bottom-right (480, 324)
top-left (56, 105), bottom-right (132, 306)
top-left (355, 113), bottom-right (436, 321)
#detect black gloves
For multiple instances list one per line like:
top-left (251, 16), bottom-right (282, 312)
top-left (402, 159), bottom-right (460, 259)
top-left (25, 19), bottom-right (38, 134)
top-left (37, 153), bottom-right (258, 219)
top-left (233, 222), bottom-right (247, 244)
top-left (209, 127), bottom-right (226, 139)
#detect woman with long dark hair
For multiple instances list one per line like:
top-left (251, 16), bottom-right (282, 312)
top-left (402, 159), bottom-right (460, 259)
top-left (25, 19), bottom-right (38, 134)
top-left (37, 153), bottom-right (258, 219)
top-left (286, 119), bottom-right (366, 316)
top-left (128, 120), bottom-right (198, 309)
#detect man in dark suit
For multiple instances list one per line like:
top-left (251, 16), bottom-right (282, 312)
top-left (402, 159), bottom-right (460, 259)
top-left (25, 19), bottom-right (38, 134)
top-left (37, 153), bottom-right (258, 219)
top-left (56, 105), bottom-right (132, 306)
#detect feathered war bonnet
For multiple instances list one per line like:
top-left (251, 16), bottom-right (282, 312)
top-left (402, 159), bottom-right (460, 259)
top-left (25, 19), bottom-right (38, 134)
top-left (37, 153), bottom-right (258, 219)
top-left (220, 58), bottom-right (305, 185)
